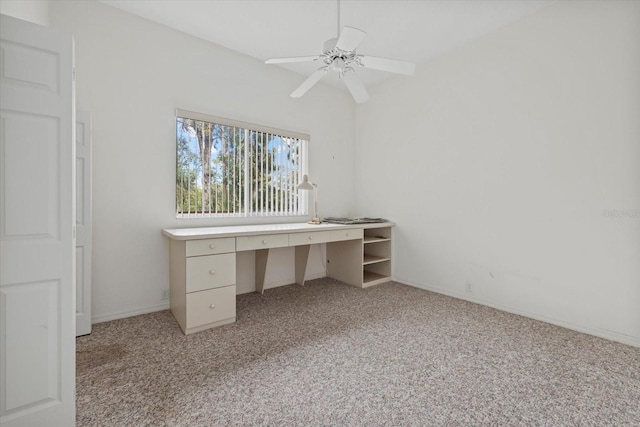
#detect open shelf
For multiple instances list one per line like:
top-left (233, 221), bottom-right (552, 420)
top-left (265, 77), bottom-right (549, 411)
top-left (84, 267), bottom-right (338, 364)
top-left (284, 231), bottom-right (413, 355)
top-left (364, 235), bottom-right (390, 244)
top-left (361, 225), bottom-right (392, 287)
top-left (363, 270), bottom-right (390, 287)
top-left (363, 254), bottom-right (391, 265)
top-left (327, 223), bottom-right (393, 289)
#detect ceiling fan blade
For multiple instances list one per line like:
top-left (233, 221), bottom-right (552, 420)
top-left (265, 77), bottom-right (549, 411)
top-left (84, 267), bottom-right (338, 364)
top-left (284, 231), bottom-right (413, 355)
top-left (265, 55), bottom-right (320, 65)
top-left (341, 71), bottom-right (370, 103)
top-left (358, 55), bottom-right (416, 76)
top-left (336, 26), bottom-right (366, 52)
top-left (290, 67), bottom-right (328, 98)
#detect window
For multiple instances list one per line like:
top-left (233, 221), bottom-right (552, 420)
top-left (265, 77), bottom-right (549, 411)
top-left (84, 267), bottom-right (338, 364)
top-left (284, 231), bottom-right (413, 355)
top-left (176, 109), bottom-right (309, 218)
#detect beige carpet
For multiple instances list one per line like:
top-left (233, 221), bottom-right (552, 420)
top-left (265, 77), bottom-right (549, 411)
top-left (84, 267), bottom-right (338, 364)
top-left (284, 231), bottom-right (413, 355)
top-left (77, 278), bottom-right (640, 426)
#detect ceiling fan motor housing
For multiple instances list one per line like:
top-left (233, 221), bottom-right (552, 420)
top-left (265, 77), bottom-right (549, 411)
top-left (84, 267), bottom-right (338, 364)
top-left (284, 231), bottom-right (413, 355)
top-left (322, 37), bottom-right (358, 69)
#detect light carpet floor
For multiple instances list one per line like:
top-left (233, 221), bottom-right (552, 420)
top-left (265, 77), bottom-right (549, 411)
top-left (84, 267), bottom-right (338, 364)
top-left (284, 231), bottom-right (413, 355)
top-left (76, 278), bottom-right (640, 426)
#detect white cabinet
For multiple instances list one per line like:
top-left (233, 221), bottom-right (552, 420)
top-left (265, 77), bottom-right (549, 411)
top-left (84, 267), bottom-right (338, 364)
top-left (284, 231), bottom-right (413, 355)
top-left (185, 286), bottom-right (236, 329)
top-left (185, 253), bottom-right (236, 293)
top-left (236, 233), bottom-right (288, 251)
top-left (169, 238), bottom-right (236, 334)
top-left (288, 230), bottom-right (334, 246)
top-left (326, 224), bottom-right (392, 288)
top-left (330, 228), bottom-right (363, 242)
top-left (362, 225), bottom-right (392, 286)
top-left (186, 237), bottom-right (235, 257)
top-left (164, 222), bottom-right (393, 335)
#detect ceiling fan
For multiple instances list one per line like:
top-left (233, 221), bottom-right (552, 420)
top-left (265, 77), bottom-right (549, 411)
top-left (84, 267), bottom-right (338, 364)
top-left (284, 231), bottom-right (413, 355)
top-left (265, 0), bottom-right (416, 103)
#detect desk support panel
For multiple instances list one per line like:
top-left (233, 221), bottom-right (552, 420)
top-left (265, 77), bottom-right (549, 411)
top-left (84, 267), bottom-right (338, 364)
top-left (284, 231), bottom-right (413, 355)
top-left (255, 249), bottom-right (269, 295)
top-left (327, 239), bottom-right (363, 287)
top-left (255, 244), bottom-right (328, 294)
top-left (295, 245), bottom-right (311, 286)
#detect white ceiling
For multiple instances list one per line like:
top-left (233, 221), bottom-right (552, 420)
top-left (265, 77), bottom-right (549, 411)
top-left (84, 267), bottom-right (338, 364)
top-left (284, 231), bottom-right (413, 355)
top-left (100, 0), bottom-right (554, 90)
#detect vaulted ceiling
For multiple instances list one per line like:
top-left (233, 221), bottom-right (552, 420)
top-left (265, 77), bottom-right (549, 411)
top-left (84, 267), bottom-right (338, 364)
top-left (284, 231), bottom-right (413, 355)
top-left (101, 0), bottom-right (553, 89)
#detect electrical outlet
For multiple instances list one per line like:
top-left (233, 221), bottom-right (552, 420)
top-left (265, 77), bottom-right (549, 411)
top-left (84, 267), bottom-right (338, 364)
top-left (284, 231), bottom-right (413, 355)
top-left (465, 282), bottom-right (473, 293)
top-left (161, 289), bottom-right (170, 300)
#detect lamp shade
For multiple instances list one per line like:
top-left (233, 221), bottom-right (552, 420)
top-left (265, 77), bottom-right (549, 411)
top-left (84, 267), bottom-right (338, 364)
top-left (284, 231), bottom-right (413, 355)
top-left (296, 174), bottom-right (320, 224)
top-left (297, 174), bottom-right (314, 190)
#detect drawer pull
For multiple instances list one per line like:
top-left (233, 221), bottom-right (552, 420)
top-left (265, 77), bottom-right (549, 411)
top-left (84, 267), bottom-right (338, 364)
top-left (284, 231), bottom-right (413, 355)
top-left (346, 232), bottom-right (349, 236)
top-left (262, 240), bottom-right (267, 244)
top-left (209, 270), bottom-right (216, 275)
top-left (308, 236), bottom-right (313, 240)
top-left (209, 244), bottom-right (216, 249)
top-left (209, 304), bottom-right (216, 309)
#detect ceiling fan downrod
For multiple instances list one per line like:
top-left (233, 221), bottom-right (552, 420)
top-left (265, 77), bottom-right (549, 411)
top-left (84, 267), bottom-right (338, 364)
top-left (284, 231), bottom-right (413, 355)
top-left (337, 0), bottom-right (341, 39)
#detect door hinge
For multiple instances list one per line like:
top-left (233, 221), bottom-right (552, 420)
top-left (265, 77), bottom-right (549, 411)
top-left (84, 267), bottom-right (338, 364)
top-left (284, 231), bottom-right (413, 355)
top-left (73, 68), bottom-right (76, 81)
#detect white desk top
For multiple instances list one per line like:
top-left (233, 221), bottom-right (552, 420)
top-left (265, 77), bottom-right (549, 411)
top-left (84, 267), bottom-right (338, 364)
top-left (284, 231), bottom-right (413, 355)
top-left (162, 221), bottom-right (393, 240)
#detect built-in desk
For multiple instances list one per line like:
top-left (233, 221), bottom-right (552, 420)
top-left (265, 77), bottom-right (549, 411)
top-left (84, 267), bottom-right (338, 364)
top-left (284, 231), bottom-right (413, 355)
top-left (162, 222), bottom-right (393, 334)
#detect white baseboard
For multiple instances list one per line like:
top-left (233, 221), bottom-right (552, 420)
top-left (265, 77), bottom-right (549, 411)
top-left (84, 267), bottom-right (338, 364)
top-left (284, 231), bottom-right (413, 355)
top-left (91, 276), bottom-right (639, 348)
top-left (92, 273), bottom-right (329, 323)
top-left (92, 302), bottom-right (169, 324)
top-left (395, 277), bottom-right (640, 348)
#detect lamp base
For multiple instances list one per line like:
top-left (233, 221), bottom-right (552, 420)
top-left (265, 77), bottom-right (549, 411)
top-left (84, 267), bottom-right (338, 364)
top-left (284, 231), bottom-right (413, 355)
top-left (308, 218), bottom-right (322, 225)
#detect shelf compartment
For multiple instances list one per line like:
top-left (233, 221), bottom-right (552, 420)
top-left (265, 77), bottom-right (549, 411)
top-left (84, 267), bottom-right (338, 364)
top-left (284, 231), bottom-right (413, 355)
top-left (364, 226), bottom-right (391, 240)
top-left (363, 258), bottom-right (391, 286)
top-left (363, 270), bottom-right (390, 287)
top-left (363, 239), bottom-right (390, 260)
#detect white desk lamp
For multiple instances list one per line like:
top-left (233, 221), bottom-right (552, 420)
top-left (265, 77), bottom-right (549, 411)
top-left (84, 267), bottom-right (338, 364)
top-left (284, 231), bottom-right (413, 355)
top-left (297, 174), bottom-right (321, 224)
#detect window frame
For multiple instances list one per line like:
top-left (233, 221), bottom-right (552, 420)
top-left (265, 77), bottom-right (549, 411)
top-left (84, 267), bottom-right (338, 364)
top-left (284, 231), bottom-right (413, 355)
top-left (175, 109), bottom-right (310, 219)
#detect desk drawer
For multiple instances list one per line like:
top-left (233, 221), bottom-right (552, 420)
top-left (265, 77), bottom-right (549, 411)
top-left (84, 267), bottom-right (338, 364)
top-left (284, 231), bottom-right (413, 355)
top-left (236, 233), bottom-right (288, 251)
top-left (186, 237), bottom-right (235, 257)
top-left (330, 228), bottom-right (363, 242)
top-left (186, 253), bottom-right (236, 293)
top-left (288, 230), bottom-right (334, 246)
top-left (186, 285), bottom-right (236, 328)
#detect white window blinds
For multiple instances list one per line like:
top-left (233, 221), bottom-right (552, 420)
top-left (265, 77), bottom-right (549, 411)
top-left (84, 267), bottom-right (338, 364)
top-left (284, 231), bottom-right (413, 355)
top-left (176, 109), bottom-right (309, 218)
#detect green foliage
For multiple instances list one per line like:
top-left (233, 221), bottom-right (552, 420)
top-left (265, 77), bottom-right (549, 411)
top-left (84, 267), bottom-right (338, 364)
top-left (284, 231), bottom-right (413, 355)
top-left (176, 117), bottom-right (299, 216)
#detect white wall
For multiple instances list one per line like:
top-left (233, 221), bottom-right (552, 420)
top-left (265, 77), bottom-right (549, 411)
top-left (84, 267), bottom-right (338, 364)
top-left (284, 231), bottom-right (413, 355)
top-left (47, 0), bottom-right (640, 346)
top-left (0, 0), bottom-right (49, 26)
top-left (355, 1), bottom-right (640, 346)
top-left (49, 1), bottom-right (356, 322)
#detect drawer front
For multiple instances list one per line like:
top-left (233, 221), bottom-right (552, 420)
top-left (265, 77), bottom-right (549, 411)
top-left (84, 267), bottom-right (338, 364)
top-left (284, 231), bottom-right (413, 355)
top-left (288, 230), bottom-right (334, 246)
top-left (236, 233), bottom-right (288, 251)
top-left (186, 286), bottom-right (236, 328)
top-left (186, 253), bottom-right (236, 293)
top-left (330, 228), bottom-right (363, 242)
top-left (186, 237), bottom-right (235, 257)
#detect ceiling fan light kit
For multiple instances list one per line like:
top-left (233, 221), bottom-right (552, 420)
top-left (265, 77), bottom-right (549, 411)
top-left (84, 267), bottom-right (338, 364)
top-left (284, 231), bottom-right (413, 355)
top-left (265, 1), bottom-right (415, 103)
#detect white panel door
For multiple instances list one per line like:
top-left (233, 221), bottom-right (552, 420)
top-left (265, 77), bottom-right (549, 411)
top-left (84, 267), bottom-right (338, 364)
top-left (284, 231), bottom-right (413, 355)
top-left (0, 14), bottom-right (75, 427)
top-left (76, 111), bottom-right (92, 336)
